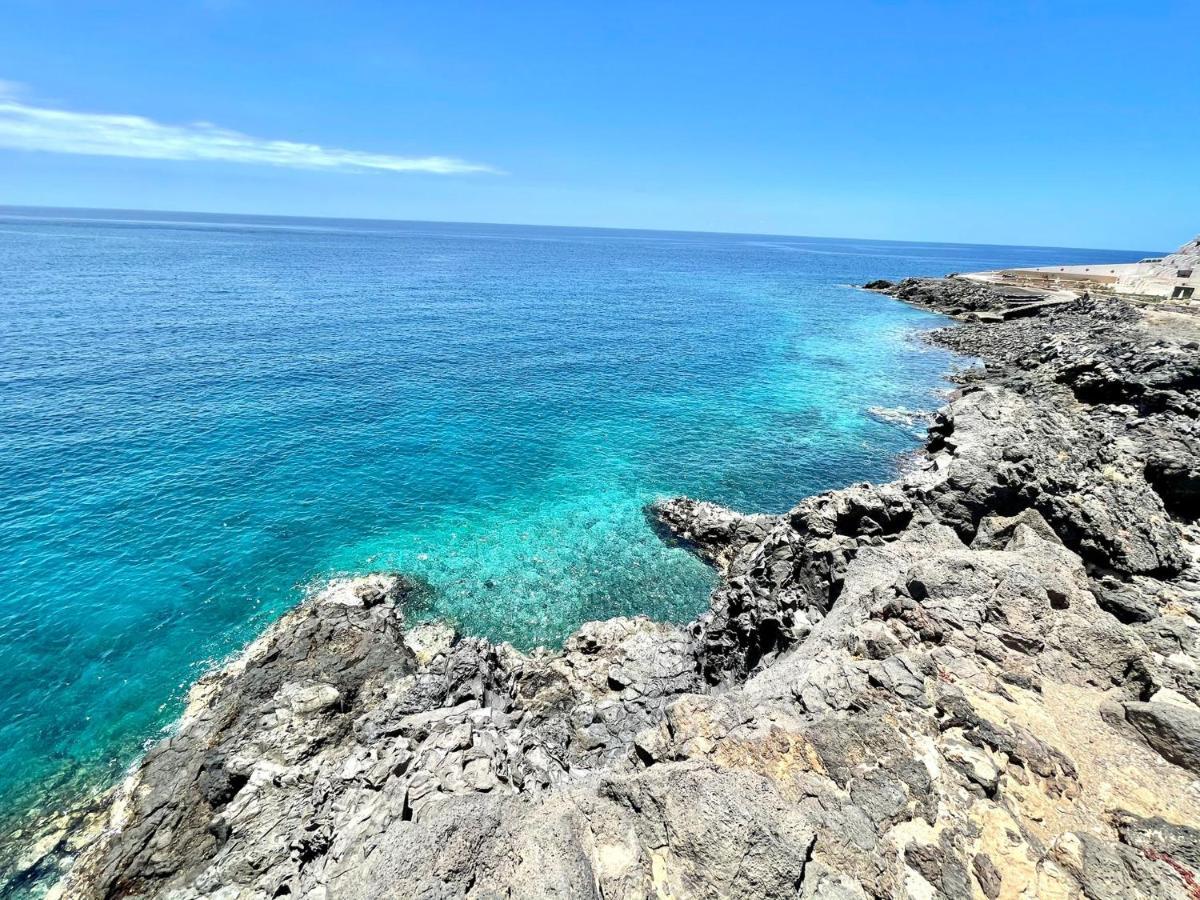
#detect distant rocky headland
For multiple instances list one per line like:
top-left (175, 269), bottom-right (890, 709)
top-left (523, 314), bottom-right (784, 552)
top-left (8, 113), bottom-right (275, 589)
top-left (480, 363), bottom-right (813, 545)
top-left (27, 276), bottom-right (1200, 898)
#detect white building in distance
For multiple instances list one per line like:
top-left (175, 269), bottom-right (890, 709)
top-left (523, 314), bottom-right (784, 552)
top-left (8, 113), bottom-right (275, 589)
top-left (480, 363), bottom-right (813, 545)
top-left (977, 236), bottom-right (1200, 301)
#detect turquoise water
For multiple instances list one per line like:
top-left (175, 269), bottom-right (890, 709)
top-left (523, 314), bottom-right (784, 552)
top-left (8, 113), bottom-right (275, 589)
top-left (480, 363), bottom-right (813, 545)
top-left (0, 209), bottom-right (1151, 857)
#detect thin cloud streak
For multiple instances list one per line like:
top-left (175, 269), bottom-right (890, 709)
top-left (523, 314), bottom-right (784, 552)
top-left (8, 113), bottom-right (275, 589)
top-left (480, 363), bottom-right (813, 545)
top-left (0, 91), bottom-right (496, 175)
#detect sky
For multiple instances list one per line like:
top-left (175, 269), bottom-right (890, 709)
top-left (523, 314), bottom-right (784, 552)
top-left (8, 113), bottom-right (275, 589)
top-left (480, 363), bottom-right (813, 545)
top-left (0, 0), bottom-right (1196, 250)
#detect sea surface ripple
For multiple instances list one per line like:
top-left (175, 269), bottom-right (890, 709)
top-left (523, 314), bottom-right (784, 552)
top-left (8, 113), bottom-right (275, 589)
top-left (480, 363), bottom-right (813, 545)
top-left (0, 209), bottom-right (1150, 853)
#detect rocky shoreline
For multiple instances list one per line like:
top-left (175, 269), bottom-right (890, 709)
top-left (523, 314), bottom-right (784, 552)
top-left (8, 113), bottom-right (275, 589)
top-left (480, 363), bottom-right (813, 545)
top-left (29, 278), bottom-right (1200, 898)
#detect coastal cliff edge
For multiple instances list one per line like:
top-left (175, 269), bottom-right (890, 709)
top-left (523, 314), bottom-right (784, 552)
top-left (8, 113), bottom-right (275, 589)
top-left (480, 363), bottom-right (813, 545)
top-left (35, 279), bottom-right (1200, 899)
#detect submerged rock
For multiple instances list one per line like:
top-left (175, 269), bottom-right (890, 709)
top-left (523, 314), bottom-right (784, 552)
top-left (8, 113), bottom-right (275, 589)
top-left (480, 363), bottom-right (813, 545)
top-left (43, 278), bottom-right (1200, 899)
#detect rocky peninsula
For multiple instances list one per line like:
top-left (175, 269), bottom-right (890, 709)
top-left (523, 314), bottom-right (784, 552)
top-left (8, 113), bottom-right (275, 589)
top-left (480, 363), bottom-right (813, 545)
top-left (35, 278), bottom-right (1200, 898)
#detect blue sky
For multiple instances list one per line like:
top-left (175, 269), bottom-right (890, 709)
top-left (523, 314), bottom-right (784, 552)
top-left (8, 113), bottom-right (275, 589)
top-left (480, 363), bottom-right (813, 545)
top-left (0, 0), bottom-right (1195, 249)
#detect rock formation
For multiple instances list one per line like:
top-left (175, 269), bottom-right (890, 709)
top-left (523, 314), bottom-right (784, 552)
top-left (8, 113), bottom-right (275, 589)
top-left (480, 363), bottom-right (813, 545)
top-left (39, 279), bottom-right (1200, 898)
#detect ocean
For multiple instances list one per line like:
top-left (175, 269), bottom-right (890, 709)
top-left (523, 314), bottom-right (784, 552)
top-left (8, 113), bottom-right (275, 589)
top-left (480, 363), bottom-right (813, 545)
top-left (0, 208), bottom-right (1151, 869)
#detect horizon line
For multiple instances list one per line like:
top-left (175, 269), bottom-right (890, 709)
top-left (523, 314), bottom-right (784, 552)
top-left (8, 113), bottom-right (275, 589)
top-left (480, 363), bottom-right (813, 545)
top-left (0, 202), bottom-right (1164, 257)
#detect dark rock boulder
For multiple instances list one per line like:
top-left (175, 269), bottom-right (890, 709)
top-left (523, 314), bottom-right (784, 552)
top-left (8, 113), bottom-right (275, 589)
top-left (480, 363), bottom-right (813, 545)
top-left (1124, 701), bottom-right (1200, 775)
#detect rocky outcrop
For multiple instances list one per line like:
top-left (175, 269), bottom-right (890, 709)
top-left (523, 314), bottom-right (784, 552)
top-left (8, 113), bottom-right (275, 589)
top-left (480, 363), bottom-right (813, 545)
top-left (38, 280), bottom-right (1200, 899)
top-left (865, 277), bottom-right (1059, 320)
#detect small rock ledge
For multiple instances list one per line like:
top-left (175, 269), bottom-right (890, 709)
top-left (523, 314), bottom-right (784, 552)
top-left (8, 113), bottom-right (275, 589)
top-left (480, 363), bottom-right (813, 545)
top-left (40, 280), bottom-right (1200, 899)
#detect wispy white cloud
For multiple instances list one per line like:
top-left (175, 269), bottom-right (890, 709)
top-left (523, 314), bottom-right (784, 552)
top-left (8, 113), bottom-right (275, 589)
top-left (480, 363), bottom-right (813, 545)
top-left (0, 85), bottom-right (496, 175)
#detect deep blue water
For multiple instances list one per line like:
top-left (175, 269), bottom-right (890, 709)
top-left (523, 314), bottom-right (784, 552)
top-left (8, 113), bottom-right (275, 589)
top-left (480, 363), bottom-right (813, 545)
top-left (0, 208), bottom-right (1153, 853)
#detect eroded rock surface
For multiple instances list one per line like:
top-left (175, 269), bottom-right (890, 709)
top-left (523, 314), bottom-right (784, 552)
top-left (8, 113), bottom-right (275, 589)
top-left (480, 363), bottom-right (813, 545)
top-left (39, 280), bottom-right (1200, 899)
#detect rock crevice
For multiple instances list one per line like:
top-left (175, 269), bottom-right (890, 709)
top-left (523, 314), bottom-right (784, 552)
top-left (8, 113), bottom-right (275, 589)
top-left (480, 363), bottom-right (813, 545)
top-left (38, 279), bottom-right (1200, 900)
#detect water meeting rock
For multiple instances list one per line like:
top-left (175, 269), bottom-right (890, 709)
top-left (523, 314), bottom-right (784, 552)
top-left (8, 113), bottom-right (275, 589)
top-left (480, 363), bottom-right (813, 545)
top-left (47, 280), bottom-right (1200, 899)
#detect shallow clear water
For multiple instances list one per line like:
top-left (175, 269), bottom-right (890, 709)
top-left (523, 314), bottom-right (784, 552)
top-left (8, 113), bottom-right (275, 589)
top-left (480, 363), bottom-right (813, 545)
top-left (0, 209), bottom-right (1150, 847)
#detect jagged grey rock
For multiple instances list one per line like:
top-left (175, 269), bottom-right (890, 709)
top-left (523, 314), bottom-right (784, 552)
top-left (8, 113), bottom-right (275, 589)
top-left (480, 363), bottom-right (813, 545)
top-left (1124, 701), bottom-right (1200, 774)
top-left (21, 279), bottom-right (1200, 899)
